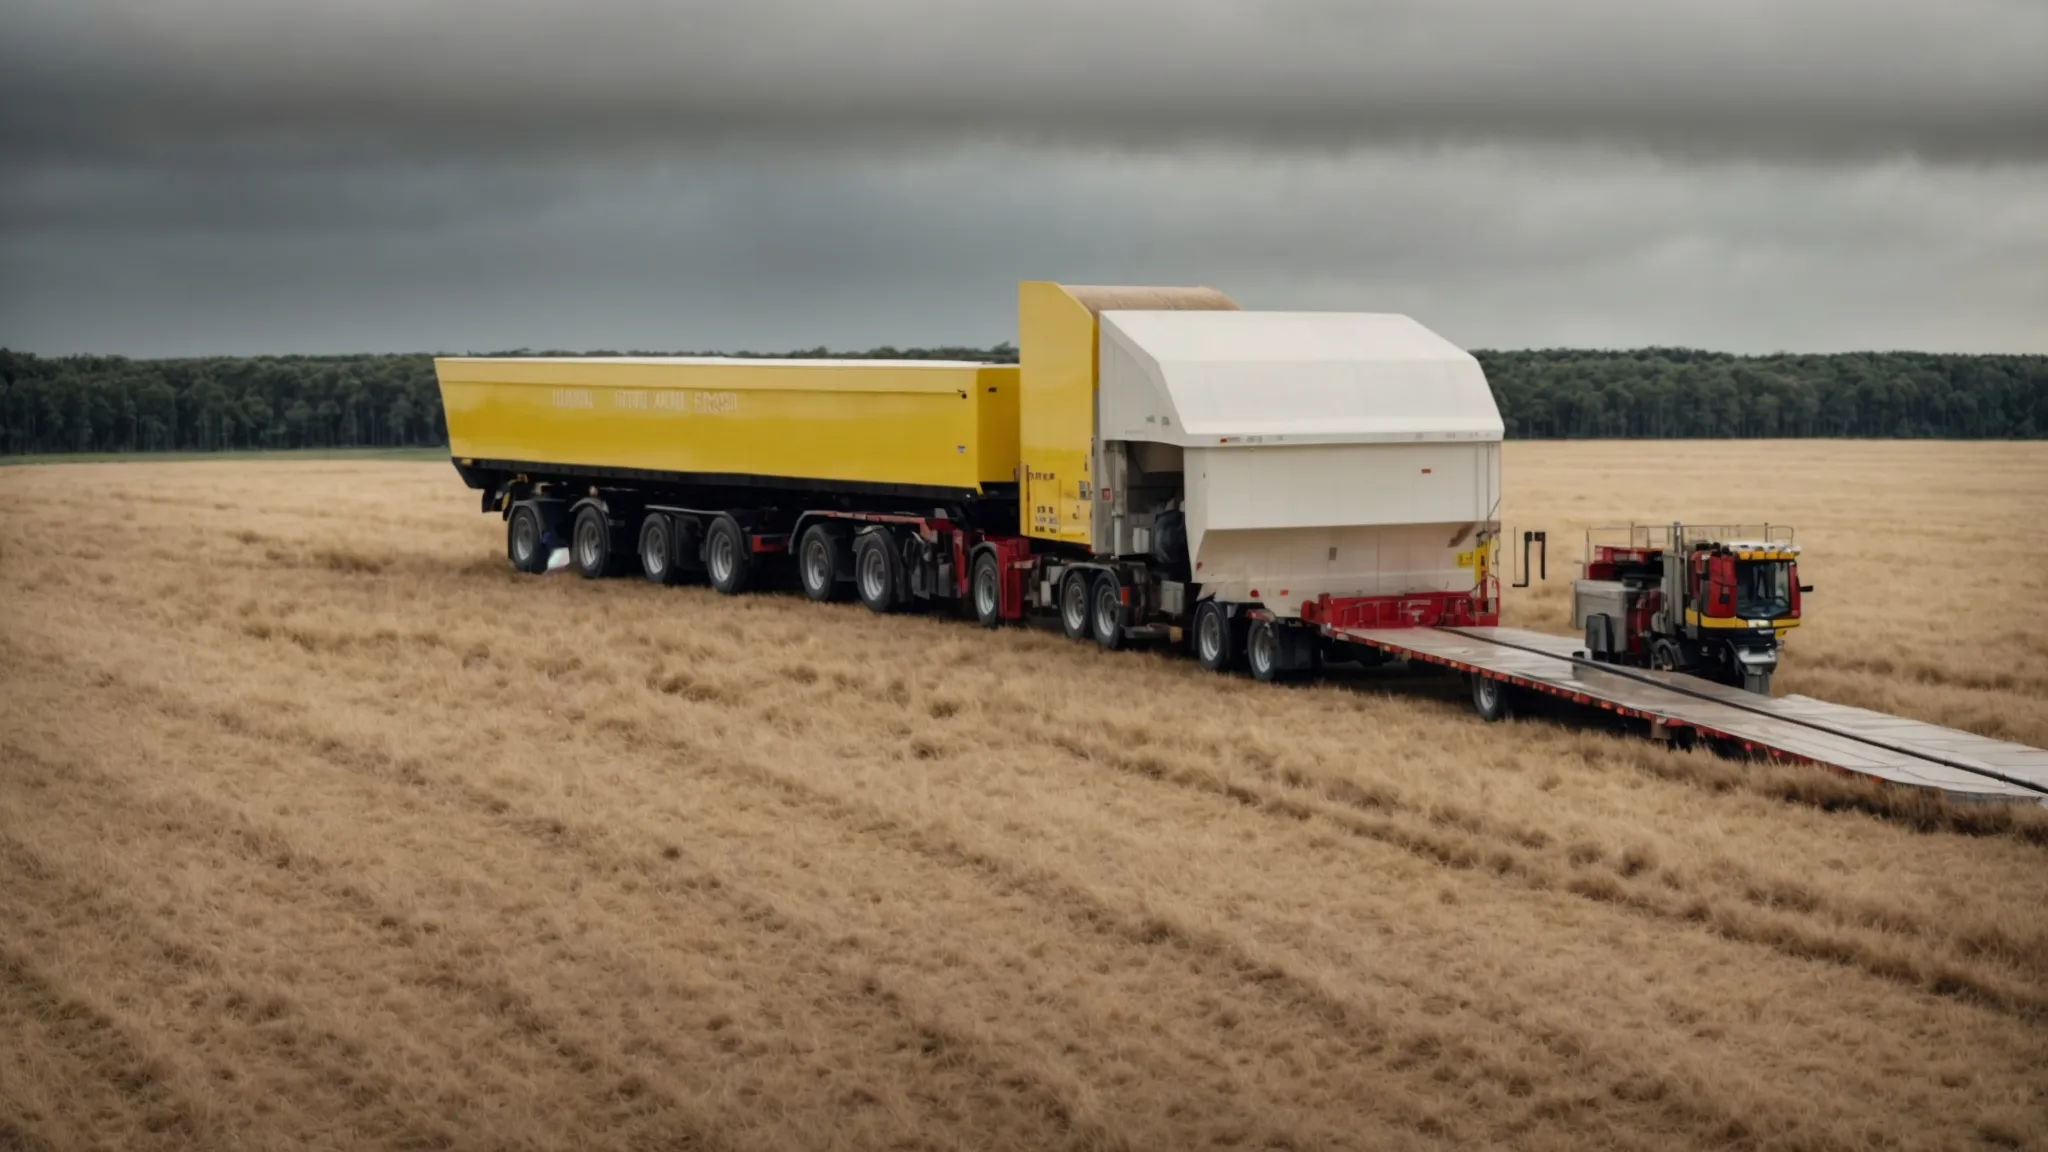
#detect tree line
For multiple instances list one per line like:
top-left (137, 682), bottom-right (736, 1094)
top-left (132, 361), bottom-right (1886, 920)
top-left (2, 344), bottom-right (2042, 456)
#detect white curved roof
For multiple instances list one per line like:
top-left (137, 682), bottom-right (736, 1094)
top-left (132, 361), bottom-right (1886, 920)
top-left (1099, 310), bottom-right (1503, 445)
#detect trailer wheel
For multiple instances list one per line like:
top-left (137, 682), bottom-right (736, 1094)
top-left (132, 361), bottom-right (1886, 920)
top-left (1059, 571), bottom-right (1092, 640)
top-left (1091, 574), bottom-right (1125, 651)
top-left (1247, 619), bottom-right (1287, 683)
top-left (638, 513), bottom-right (681, 586)
top-left (970, 551), bottom-right (1003, 629)
top-left (797, 525), bottom-right (847, 603)
top-left (704, 516), bottom-right (753, 595)
top-left (1193, 600), bottom-right (1237, 671)
top-left (1469, 674), bottom-right (1510, 722)
top-left (507, 504), bottom-right (548, 574)
top-left (572, 505), bottom-right (616, 580)
top-left (854, 529), bottom-right (901, 613)
top-left (1650, 640), bottom-right (1683, 672)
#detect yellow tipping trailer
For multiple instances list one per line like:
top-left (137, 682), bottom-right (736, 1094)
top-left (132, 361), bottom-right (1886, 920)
top-left (437, 356), bottom-right (1020, 500)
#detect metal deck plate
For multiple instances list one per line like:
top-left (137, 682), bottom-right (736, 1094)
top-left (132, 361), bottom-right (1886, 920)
top-left (1343, 626), bottom-right (2048, 804)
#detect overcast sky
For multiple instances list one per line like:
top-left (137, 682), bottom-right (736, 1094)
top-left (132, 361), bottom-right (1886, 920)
top-left (2, 0), bottom-right (2045, 356)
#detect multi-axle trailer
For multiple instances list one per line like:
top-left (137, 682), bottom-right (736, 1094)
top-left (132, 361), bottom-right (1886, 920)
top-left (434, 281), bottom-right (2048, 804)
top-left (440, 282), bottom-right (1506, 684)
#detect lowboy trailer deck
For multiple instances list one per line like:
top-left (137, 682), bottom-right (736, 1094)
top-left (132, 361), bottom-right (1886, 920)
top-left (1338, 624), bottom-right (2048, 804)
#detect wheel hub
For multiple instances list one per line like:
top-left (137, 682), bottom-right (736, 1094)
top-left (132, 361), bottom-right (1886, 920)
top-left (976, 567), bottom-right (997, 615)
top-left (860, 548), bottom-right (886, 600)
top-left (806, 540), bottom-right (829, 589)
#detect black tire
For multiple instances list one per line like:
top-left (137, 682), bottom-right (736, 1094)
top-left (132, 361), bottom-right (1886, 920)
top-left (797, 525), bottom-right (846, 603)
top-left (854, 529), bottom-right (901, 613)
top-left (1193, 599), bottom-right (1237, 671)
top-left (571, 505), bottom-right (613, 580)
top-left (507, 504), bottom-right (548, 574)
top-left (704, 516), bottom-right (753, 595)
top-left (1470, 673), bottom-right (1510, 722)
top-left (1091, 574), bottom-right (1125, 650)
top-left (970, 550), bottom-right (1003, 629)
top-left (1650, 639), bottom-right (1683, 672)
top-left (1247, 619), bottom-right (1286, 683)
top-left (1058, 571), bottom-right (1092, 639)
top-left (639, 513), bottom-right (681, 586)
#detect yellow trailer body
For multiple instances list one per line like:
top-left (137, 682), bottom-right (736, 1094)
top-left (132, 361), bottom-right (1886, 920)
top-left (436, 357), bottom-right (1020, 497)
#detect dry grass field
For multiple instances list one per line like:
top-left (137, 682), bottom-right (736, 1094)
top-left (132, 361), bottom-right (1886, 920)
top-left (2, 441), bottom-right (2045, 1152)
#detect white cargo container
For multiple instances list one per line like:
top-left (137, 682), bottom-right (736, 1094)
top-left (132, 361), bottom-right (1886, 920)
top-left (1095, 310), bottom-right (1504, 618)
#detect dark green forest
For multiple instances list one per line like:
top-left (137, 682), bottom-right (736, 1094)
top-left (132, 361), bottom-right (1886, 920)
top-left (2, 344), bottom-right (2042, 455)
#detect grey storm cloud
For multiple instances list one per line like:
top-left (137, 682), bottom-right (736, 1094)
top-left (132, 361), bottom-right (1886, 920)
top-left (5, 0), bottom-right (2047, 163)
top-left (1, 0), bottom-right (2045, 357)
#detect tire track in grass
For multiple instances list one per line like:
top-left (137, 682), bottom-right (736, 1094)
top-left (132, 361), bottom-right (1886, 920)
top-left (599, 685), bottom-right (2046, 1152)
top-left (0, 941), bottom-right (211, 1152)
top-left (28, 656), bottom-right (1464, 1151)
top-left (623, 728), bottom-right (1864, 1152)
top-left (0, 782), bottom-right (718, 1152)
top-left (818, 648), bottom-right (2046, 1011)
top-left (101, 654), bottom-right (1801, 1152)
top-left (0, 707), bottom-right (1089, 1152)
top-left (14, 631), bottom-right (1726, 1152)
top-left (0, 833), bottom-right (471, 1151)
top-left (43, 583), bottom-right (2044, 1152)
top-left (1021, 722), bottom-right (2048, 1020)
top-left (594, 582), bottom-right (2048, 985)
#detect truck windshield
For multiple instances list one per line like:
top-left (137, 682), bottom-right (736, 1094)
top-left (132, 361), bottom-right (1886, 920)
top-left (1734, 560), bottom-right (1791, 619)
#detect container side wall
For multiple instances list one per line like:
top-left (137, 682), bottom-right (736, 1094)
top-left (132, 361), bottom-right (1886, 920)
top-left (436, 359), bottom-right (989, 493)
top-left (1189, 524), bottom-right (1482, 618)
top-left (1185, 441), bottom-right (1501, 617)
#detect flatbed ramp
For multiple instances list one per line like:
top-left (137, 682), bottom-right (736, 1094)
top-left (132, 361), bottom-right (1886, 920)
top-left (1341, 625), bottom-right (2048, 804)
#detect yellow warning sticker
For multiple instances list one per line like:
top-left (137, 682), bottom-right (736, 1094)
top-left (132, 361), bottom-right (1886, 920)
top-left (1456, 550), bottom-right (1475, 569)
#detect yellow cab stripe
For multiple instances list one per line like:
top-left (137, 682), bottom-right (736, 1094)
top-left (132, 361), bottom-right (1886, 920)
top-left (1686, 608), bottom-right (1799, 631)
